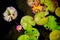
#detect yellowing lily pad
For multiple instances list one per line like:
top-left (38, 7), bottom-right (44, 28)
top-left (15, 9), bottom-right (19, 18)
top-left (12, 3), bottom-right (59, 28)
top-left (49, 30), bottom-right (60, 40)
top-left (34, 12), bottom-right (48, 25)
top-left (55, 7), bottom-right (60, 17)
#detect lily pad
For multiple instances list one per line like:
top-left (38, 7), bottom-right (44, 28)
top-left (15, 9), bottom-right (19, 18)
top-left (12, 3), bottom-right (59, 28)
top-left (17, 35), bottom-right (30, 40)
top-left (55, 7), bottom-right (60, 17)
top-left (49, 30), bottom-right (60, 40)
top-left (24, 28), bottom-right (40, 39)
top-left (20, 16), bottom-right (36, 30)
top-left (34, 12), bottom-right (48, 25)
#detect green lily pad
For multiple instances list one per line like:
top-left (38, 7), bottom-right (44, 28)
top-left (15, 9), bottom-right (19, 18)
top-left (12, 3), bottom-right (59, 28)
top-left (44, 0), bottom-right (55, 12)
top-left (40, 0), bottom-right (44, 4)
top-left (20, 16), bottom-right (36, 30)
top-left (24, 28), bottom-right (40, 39)
top-left (17, 35), bottom-right (30, 40)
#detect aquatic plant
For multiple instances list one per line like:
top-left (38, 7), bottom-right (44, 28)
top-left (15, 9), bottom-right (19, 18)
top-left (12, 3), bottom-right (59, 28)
top-left (24, 28), bottom-right (40, 39)
top-left (20, 16), bottom-right (36, 30)
top-left (49, 30), bottom-right (60, 40)
top-left (3, 6), bottom-right (18, 22)
top-left (34, 12), bottom-right (48, 25)
top-left (55, 7), bottom-right (60, 17)
top-left (34, 0), bottom-right (40, 6)
top-left (45, 0), bottom-right (55, 12)
top-left (17, 0), bottom-right (59, 40)
top-left (40, 0), bottom-right (44, 4)
top-left (44, 15), bottom-right (57, 30)
top-left (18, 16), bottom-right (40, 40)
top-left (32, 5), bottom-right (43, 13)
top-left (55, 26), bottom-right (60, 30)
top-left (17, 28), bottom-right (40, 40)
top-left (18, 35), bottom-right (30, 40)
top-left (16, 25), bottom-right (22, 32)
top-left (27, 0), bottom-right (43, 14)
top-left (40, 0), bottom-right (55, 12)
top-left (27, 0), bottom-right (40, 7)
top-left (18, 28), bottom-right (40, 40)
top-left (44, 15), bottom-right (60, 30)
top-left (19, 15), bottom-right (40, 40)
